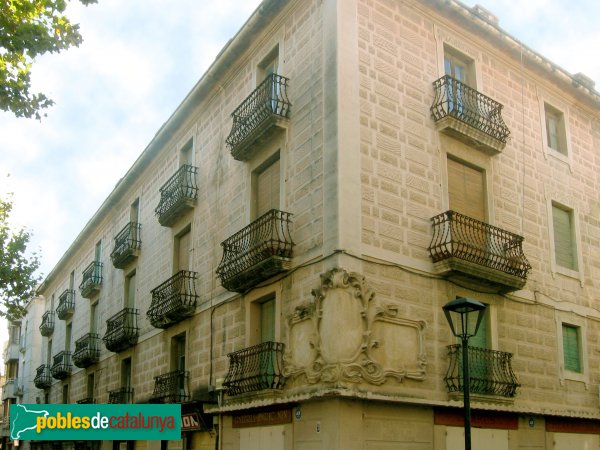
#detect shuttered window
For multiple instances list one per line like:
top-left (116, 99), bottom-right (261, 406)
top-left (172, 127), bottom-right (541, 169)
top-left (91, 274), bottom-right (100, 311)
top-left (545, 103), bottom-right (567, 155)
top-left (552, 204), bottom-right (577, 271)
top-left (447, 157), bottom-right (485, 221)
top-left (255, 156), bottom-right (280, 218)
top-left (125, 272), bottom-right (136, 309)
top-left (562, 324), bottom-right (581, 373)
top-left (176, 228), bottom-right (192, 272)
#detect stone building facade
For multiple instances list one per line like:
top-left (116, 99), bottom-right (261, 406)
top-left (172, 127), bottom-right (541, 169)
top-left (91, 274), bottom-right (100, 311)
top-left (15, 0), bottom-right (600, 449)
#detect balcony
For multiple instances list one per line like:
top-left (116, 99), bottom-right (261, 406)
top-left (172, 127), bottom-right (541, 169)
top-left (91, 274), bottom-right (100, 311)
top-left (103, 308), bottom-right (139, 353)
top-left (79, 261), bottom-right (103, 298)
top-left (149, 370), bottom-right (190, 403)
top-left (217, 209), bottom-right (294, 293)
top-left (6, 339), bottom-right (20, 362)
top-left (50, 351), bottom-right (71, 380)
top-left (155, 164), bottom-right (198, 227)
top-left (108, 387), bottom-right (134, 404)
top-left (431, 75), bottom-right (510, 154)
top-left (110, 222), bottom-right (142, 269)
top-left (224, 341), bottom-right (285, 397)
top-left (445, 344), bottom-right (520, 398)
top-left (76, 397), bottom-right (95, 404)
top-left (148, 271), bottom-right (198, 329)
top-left (226, 73), bottom-right (291, 161)
top-left (428, 211), bottom-right (530, 293)
top-left (72, 333), bottom-right (100, 368)
top-left (2, 378), bottom-right (21, 400)
top-left (34, 365), bottom-right (52, 389)
top-left (56, 289), bottom-right (76, 320)
top-left (39, 311), bottom-right (55, 336)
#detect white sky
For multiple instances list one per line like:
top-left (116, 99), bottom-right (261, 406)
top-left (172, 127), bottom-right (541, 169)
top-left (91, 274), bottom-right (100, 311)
top-left (0, 0), bottom-right (599, 350)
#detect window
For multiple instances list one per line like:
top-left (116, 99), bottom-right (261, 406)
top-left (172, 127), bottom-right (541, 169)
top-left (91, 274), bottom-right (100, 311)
top-left (62, 384), bottom-right (69, 404)
top-left (259, 47), bottom-right (279, 83)
top-left (562, 324), bottom-right (581, 373)
top-left (552, 203), bottom-right (578, 271)
top-left (87, 373), bottom-right (95, 399)
top-left (447, 157), bottom-right (486, 221)
top-left (180, 138), bottom-right (193, 167)
top-left (47, 339), bottom-right (52, 366)
top-left (125, 271), bottom-right (136, 309)
top-left (65, 323), bottom-right (72, 352)
top-left (121, 358), bottom-right (132, 391)
top-left (94, 240), bottom-right (102, 262)
top-left (252, 153), bottom-right (281, 219)
top-left (171, 334), bottom-right (186, 372)
top-left (444, 46), bottom-right (474, 87)
top-left (90, 302), bottom-right (98, 334)
top-left (174, 227), bottom-right (192, 273)
top-left (544, 103), bottom-right (568, 155)
top-left (69, 270), bottom-right (75, 290)
top-left (171, 334), bottom-right (187, 401)
top-left (130, 198), bottom-right (139, 223)
top-left (9, 324), bottom-right (20, 344)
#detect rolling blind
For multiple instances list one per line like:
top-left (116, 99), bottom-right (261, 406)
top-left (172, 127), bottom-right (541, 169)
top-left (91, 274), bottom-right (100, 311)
top-left (552, 205), bottom-right (577, 270)
top-left (256, 157), bottom-right (280, 218)
top-left (562, 324), bottom-right (581, 372)
top-left (447, 158), bottom-right (485, 221)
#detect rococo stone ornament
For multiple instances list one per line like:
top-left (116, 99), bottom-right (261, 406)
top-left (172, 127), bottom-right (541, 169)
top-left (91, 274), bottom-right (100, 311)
top-left (284, 267), bottom-right (427, 385)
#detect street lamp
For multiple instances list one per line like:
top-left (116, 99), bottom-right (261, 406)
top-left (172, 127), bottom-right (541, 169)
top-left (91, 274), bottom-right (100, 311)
top-left (443, 297), bottom-right (487, 450)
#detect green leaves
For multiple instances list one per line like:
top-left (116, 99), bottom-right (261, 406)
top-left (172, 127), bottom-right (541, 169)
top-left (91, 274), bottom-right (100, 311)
top-left (0, 193), bottom-right (41, 321)
top-left (0, 0), bottom-right (97, 119)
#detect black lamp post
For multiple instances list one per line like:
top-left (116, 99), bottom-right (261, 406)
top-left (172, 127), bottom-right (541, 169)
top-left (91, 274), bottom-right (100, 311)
top-left (443, 297), bottom-right (487, 450)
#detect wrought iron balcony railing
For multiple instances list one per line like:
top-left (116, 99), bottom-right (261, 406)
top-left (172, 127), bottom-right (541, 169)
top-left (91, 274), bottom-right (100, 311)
top-left (108, 387), bottom-right (134, 404)
top-left (76, 397), bottom-right (95, 404)
top-left (217, 209), bottom-right (294, 293)
top-left (79, 261), bottom-right (103, 298)
top-left (110, 222), bottom-right (142, 269)
top-left (428, 210), bottom-right (530, 293)
top-left (149, 370), bottom-right (190, 403)
top-left (155, 164), bottom-right (198, 227)
top-left (445, 344), bottom-right (520, 398)
top-left (226, 73), bottom-right (291, 161)
top-left (34, 364), bottom-right (52, 389)
top-left (50, 351), bottom-right (71, 380)
top-left (224, 341), bottom-right (285, 396)
top-left (39, 311), bottom-right (55, 337)
top-left (431, 75), bottom-right (510, 154)
top-left (148, 270), bottom-right (198, 329)
top-left (56, 289), bottom-right (76, 320)
top-left (72, 333), bottom-right (100, 368)
top-left (103, 308), bottom-right (139, 353)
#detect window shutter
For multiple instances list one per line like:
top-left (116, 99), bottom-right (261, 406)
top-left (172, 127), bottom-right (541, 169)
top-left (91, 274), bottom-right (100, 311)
top-left (469, 312), bottom-right (488, 349)
top-left (546, 114), bottom-right (559, 150)
top-left (447, 158), bottom-right (485, 222)
top-left (562, 324), bottom-right (581, 372)
top-left (260, 298), bottom-right (276, 343)
top-left (256, 157), bottom-right (280, 218)
top-left (177, 230), bottom-right (191, 272)
top-left (552, 205), bottom-right (577, 270)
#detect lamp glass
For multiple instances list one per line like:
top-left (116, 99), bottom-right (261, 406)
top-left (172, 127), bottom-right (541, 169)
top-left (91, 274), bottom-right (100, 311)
top-left (443, 297), bottom-right (486, 339)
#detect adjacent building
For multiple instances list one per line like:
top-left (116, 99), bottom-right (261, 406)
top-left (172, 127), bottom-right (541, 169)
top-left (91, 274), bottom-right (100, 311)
top-left (10, 0), bottom-right (600, 449)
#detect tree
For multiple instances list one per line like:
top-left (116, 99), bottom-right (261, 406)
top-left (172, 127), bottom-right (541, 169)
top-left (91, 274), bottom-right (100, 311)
top-left (0, 0), bottom-right (97, 119)
top-left (0, 194), bottom-right (41, 321)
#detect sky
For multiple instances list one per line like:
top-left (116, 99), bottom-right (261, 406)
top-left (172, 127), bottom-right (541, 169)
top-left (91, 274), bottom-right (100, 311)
top-left (0, 0), bottom-right (599, 345)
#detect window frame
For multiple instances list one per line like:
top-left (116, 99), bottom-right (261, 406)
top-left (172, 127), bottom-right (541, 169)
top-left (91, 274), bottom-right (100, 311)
top-left (244, 285), bottom-right (282, 347)
top-left (547, 199), bottom-right (583, 281)
top-left (442, 146), bottom-right (494, 222)
top-left (556, 313), bottom-right (588, 384)
top-left (539, 96), bottom-right (572, 167)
